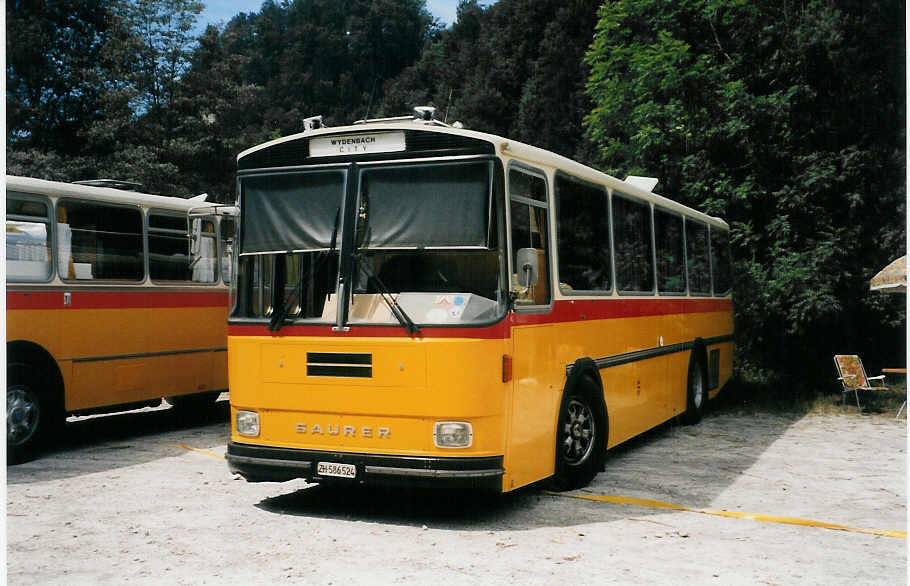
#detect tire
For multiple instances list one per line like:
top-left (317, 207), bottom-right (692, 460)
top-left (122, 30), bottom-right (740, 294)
top-left (7, 362), bottom-right (60, 465)
top-left (681, 350), bottom-right (707, 425)
top-left (551, 382), bottom-right (605, 491)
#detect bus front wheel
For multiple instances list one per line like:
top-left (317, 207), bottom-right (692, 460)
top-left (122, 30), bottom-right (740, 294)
top-left (551, 384), bottom-right (605, 491)
top-left (7, 362), bottom-right (58, 465)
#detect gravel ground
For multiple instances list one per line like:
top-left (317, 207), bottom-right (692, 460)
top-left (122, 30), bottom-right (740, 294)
top-left (6, 398), bottom-right (907, 585)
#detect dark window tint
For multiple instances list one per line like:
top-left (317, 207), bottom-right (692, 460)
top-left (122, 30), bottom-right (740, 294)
top-left (711, 228), bottom-right (732, 295)
top-left (510, 168), bottom-right (547, 202)
top-left (57, 200), bottom-right (143, 281)
top-left (685, 219), bottom-right (711, 295)
top-left (612, 194), bottom-right (654, 293)
top-left (149, 214), bottom-right (186, 231)
top-left (655, 208), bottom-right (685, 294)
top-left (556, 174), bottom-right (611, 292)
top-left (8, 198), bottom-right (49, 218)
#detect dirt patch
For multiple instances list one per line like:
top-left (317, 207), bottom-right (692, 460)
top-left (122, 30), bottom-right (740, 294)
top-left (6, 401), bottom-right (906, 584)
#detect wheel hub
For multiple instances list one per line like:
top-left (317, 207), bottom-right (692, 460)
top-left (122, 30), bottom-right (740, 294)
top-left (7, 387), bottom-right (39, 445)
top-left (562, 399), bottom-right (595, 466)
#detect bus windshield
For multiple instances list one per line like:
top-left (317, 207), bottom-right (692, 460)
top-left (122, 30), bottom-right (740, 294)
top-left (237, 159), bottom-right (505, 327)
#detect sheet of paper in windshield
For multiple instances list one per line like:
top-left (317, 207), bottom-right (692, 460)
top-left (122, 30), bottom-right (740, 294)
top-left (309, 132), bottom-right (406, 157)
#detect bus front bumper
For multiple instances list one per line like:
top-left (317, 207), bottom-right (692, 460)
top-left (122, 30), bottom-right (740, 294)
top-left (226, 441), bottom-right (504, 490)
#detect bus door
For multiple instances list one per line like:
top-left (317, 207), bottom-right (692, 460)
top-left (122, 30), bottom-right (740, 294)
top-left (504, 165), bottom-right (562, 491)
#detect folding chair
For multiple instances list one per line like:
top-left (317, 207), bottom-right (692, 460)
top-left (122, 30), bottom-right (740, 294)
top-left (833, 355), bottom-right (888, 410)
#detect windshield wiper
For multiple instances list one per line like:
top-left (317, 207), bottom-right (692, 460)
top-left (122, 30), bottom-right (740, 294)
top-left (355, 254), bottom-right (420, 335)
top-left (269, 207), bottom-right (341, 332)
top-left (268, 266), bottom-right (301, 331)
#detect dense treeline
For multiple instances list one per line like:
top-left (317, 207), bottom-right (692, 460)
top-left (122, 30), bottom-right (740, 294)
top-left (584, 0), bottom-right (906, 387)
top-left (6, 0), bottom-right (905, 388)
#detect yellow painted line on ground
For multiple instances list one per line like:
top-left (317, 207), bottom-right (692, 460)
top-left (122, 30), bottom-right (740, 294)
top-left (157, 442), bottom-right (225, 460)
top-left (545, 491), bottom-right (906, 539)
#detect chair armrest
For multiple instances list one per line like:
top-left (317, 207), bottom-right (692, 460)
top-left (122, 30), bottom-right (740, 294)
top-left (868, 375), bottom-right (886, 381)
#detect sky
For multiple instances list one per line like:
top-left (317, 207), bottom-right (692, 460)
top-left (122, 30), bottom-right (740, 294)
top-left (198, 0), bottom-right (464, 31)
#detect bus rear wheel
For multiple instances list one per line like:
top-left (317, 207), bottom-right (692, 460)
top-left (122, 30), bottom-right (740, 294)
top-left (7, 362), bottom-right (57, 465)
top-left (681, 351), bottom-right (707, 425)
top-left (551, 385), bottom-right (604, 491)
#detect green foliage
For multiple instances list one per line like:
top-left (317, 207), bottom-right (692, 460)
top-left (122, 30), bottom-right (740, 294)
top-left (380, 0), bottom-right (602, 163)
top-left (585, 0), bottom-right (906, 385)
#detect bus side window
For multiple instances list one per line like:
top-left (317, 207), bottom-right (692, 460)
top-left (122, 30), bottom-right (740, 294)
top-left (555, 174), bottom-right (611, 293)
top-left (57, 200), bottom-right (143, 281)
top-left (149, 212), bottom-right (215, 283)
top-left (710, 227), bottom-right (732, 295)
top-left (685, 219), bottom-right (711, 295)
top-left (220, 218), bottom-right (235, 284)
top-left (613, 194), bottom-right (654, 293)
top-left (655, 208), bottom-right (685, 294)
top-left (7, 195), bottom-right (53, 282)
top-left (509, 168), bottom-right (551, 306)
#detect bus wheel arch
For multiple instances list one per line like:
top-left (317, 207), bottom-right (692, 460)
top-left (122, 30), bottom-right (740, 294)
top-left (551, 359), bottom-right (608, 491)
top-left (682, 339), bottom-right (708, 425)
top-left (7, 341), bottom-right (65, 464)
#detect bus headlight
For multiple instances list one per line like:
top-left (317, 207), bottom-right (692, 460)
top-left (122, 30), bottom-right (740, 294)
top-left (434, 421), bottom-right (473, 448)
top-left (236, 411), bottom-right (260, 437)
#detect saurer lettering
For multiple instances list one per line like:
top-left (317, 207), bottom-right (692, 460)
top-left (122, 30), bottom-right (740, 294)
top-left (295, 422), bottom-right (390, 438)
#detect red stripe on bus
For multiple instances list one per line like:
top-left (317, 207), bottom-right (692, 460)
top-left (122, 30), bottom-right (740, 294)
top-left (7, 290), bottom-right (229, 310)
top-left (513, 297), bottom-right (732, 326)
top-left (228, 298), bottom-right (732, 339)
top-left (227, 321), bottom-right (511, 339)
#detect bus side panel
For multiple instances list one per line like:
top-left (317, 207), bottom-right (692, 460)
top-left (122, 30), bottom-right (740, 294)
top-left (547, 314), bottom-right (678, 450)
top-left (63, 305), bottom-right (226, 410)
top-left (7, 304), bottom-right (63, 358)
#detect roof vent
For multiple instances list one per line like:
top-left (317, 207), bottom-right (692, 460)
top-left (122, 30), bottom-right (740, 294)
top-left (413, 106), bottom-right (435, 121)
top-left (303, 115), bottom-right (324, 131)
top-left (72, 179), bottom-right (143, 191)
top-left (625, 176), bottom-right (659, 192)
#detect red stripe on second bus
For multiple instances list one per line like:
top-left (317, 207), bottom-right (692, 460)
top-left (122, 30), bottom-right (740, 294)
top-left (7, 290), bottom-right (229, 310)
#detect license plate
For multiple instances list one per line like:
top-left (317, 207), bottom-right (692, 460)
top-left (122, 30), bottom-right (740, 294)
top-left (317, 461), bottom-right (356, 479)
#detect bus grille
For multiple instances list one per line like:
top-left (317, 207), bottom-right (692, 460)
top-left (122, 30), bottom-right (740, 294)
top-left (306, 352), bottom-right (372, 378)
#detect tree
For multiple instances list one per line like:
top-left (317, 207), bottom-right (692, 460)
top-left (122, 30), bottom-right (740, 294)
top-left (380, 0), bottom-right (601, 162)
top-left (584, 0), bottom-right (906, 387)
top-left (6, 0), bottom-right (117, 156)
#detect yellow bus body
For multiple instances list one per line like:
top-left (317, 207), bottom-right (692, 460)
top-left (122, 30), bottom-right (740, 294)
top-left (228, 302), bottom-right (732, 492)
top-left (7, 299), bottom-right (228, 411)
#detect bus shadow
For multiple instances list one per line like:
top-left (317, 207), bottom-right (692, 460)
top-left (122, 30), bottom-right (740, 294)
top-left (6, 398), bottom-right (230, 485)
top-left (255, 407), bottom-right (806, 531)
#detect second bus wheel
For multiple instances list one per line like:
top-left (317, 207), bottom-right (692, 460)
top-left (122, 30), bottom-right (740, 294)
top-left (7, 362), bottom-right (61, 465)
top-left (681, 349), bottom-right (708, 425)
top-left (551, 383), bottom-right (606, 491)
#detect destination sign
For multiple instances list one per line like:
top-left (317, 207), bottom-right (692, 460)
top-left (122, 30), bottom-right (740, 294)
top-left (310, 131), bottom-right (406, 157)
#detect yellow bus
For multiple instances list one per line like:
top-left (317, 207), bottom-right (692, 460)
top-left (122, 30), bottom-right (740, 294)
top-left (226, 108), bottom-right (734, 492)
top-left (6, 176), bottom-right (235, 463)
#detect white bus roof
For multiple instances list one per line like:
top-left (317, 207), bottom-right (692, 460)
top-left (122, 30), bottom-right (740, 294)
top-left (237, 119), bottom-right (729, 230)
top-left (5, 175), bottom-right (218, 211)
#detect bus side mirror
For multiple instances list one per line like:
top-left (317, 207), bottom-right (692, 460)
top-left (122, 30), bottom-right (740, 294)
top-left (516, 248), bottom-right (539, 288)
